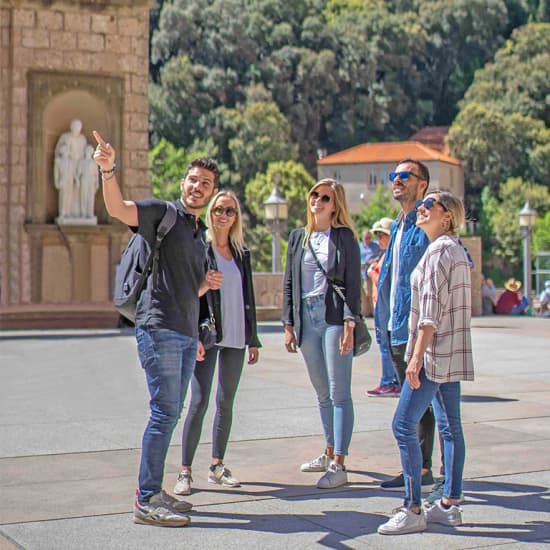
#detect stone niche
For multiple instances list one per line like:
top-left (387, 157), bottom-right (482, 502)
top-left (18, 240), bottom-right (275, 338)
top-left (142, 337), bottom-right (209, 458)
top-left (24, 72), bottom-right (127, 314)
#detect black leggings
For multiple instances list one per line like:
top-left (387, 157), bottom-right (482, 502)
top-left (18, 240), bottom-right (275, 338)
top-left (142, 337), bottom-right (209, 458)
top-left (181, 346), bottom-right (246, 466)
top-left (390, 341), bottom-right (436, 471)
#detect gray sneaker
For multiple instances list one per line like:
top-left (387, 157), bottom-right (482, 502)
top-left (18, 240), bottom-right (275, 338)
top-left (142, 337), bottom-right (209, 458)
top-left (425, 477), bottom-right (465, 505)
top-left (424, 499), bottom-right (463, 526)
top-left (300, 453), bottom-right (332, 473)
top-left (378, 507), bottom-right (427, 535)
top-left (156, 489), bottom-right (192, 513)
top-left (133, 491), bottom-right (191, 527)
top-left (317, 462), bottom-right (348, 489)
top-left (174, 471), bottom-right (193, 496)
top-left (208, 464), bottom-right (241, 487)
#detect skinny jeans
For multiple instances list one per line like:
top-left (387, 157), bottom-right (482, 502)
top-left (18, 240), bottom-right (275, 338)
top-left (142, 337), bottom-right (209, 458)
top-left (392, 368), bottom-right (466, 508)
top-left (390, 340), bottom-right (435, 470)
top-left (299, 295), bottom-right (354, 456)
top-left (181, 346), bottom-right (246, 465)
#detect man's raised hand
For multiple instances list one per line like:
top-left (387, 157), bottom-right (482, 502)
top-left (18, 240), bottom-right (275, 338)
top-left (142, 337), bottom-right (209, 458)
top-left (92, 130), bottom-right (116, 171)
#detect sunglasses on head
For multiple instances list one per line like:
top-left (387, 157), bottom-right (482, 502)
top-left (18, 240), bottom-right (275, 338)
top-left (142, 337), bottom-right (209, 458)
top-left (311, 190), bottom-right (331, 203)
top-left (212, 206), bottom-right (237, 217)
top-left (415, 197), bottom-right (448, 211)
top-left (389, 171), bottom-right (422, 182)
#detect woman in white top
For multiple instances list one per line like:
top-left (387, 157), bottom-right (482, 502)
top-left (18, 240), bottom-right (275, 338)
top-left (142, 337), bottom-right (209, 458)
top-left (175, 191), bottom-right (261, 495)
top-left (378, 190), bottom-right (474, 535)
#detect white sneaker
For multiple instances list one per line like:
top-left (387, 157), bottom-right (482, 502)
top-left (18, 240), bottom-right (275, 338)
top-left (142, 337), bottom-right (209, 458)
top-left (300, 453), bottom-right (332, 472)
top-left (317, 462), bottom-right (348, 489)
top-left (378, 507), bottom-right (427, 535)
top-left (208, 464), bottom-right (241, 487)
top-left (424, 499), bottom-right (463, 526)
top-left (174, 471), bottom-right (193, 495)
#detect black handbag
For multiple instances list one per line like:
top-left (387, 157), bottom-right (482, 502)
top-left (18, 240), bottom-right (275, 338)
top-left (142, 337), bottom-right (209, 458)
top-left (198, 255), bottom-right (218, 350)
top-left (308, 241), bottom-right (372, 357)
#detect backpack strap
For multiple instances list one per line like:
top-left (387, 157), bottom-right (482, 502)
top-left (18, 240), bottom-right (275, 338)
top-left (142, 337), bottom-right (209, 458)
top-left (152, 202), bottom-right (178, 283)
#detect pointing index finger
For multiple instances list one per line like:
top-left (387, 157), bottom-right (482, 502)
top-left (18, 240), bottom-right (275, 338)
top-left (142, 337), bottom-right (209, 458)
top-left (92, 130), bottom-right (107, 146)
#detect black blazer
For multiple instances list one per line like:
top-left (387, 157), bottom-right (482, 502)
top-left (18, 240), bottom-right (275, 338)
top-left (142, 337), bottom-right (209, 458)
top-left (282, 226), bottom-right (361, 346)
top-left (200, 243), bottom-right (261, 349)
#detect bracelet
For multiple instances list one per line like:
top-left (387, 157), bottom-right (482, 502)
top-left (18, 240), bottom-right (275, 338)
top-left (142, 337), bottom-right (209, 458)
top-left (100, 163), bottom-right (117, 175)
top-left (102, 171), bottom-right (116, 181)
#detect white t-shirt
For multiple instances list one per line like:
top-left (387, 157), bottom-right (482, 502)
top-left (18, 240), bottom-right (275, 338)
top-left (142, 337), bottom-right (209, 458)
top-left (388, 219), bottom-right (404, 332)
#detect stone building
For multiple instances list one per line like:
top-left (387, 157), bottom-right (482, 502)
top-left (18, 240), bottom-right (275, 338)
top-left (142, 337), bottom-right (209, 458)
top-left (0, 0), bottom-right (154, 328)
top-left (317, 140), bottom-right (464, 214)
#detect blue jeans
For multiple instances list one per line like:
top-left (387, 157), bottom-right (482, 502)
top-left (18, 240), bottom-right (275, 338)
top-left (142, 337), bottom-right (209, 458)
top-left (379, 341), bottom-right (398, 387)
top-left (392, 368), bottom-right (465, 507)
top-left (135, 327), bottom-right (197, 504)
top-left (299, 295), bottom-right (354, 456)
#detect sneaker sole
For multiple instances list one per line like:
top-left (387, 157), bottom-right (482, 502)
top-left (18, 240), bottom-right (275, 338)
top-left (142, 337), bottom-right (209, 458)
top-left (300, 466), bottom-right (327, 473)
top-left (381, 484), bottom-right (433, 493)
top-left (171, 502), bottom-right (193, 513)
top-left (173, 487), bottom-right (192, 496)
top-left (378, 524), bottom-right (426, 535)
top-left (133, 515), bottom-right (191, 527)
top-left (317, 478), bottom-right (348, 489)
top-left (367, 393), bottom-right (399, 397)
top-left (208, 478), bottom-right (241, 488)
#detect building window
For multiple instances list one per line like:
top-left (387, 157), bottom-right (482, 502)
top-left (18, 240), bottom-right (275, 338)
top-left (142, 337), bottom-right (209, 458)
top-left (380, 171), bottom-right (387, 185)
top-left (369, 171), bottom-right (377, 186)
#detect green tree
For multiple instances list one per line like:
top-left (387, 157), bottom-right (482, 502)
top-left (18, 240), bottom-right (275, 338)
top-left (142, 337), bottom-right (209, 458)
top-left (481, 178), bottom-right (550, 278)
top-left (533, 211), bottom-right (550, 254)
top-left (416, 0), bottom-right (508, 125)
top-left (352, 184), bottom-right (400, 233)
top-left (244, 160), bottom-right (315, 270)
top-left (447, 103), bottom-right (550, 203)
top-left (216, 101), bottom-right (298, 194)
top-left (461, 23), bottom-right (550, 126)
top-left (148, 137), bottom-right (220, 200)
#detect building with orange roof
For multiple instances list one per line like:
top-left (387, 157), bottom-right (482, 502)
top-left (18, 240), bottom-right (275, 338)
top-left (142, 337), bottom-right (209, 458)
top-left (317, 139), bottom-right (464, 213)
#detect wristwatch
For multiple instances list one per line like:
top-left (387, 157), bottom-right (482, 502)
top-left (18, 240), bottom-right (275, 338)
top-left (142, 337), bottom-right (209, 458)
top-left (345, 319), bottom-right (356, 328)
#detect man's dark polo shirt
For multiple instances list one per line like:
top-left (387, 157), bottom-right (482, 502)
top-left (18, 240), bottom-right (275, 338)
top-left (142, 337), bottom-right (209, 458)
top-left (134, 198), bottom-right (207, 337)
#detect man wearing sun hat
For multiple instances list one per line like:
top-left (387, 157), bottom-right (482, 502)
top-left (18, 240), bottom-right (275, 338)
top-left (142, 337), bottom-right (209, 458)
top-left (495, 278), bottom-right (528, 315)
top-left (366, 217), bottom-right (400, 397)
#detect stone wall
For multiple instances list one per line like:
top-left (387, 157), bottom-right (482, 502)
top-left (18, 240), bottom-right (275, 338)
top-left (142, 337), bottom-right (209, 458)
top-left (0, 0), bottom-right (153, 322)
top-left (252, 236), bottom-right (483, 321)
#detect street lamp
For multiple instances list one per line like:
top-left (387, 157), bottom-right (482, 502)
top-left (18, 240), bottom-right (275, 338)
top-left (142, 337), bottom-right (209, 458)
top-left (518, 201), bottom-right (537, 299)
top-left (264, 186), bottom-right (288, 273)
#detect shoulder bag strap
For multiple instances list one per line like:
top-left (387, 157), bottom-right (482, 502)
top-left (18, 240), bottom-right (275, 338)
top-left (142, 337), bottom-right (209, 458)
top-left (307, 240), bottom-right (354, 319)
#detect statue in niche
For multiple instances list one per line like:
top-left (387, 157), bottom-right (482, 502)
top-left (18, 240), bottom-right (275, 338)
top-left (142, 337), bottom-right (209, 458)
top-left (54, 118), bottom-right (98, 225)
top-left (77, 145), bottom-right (99, 219)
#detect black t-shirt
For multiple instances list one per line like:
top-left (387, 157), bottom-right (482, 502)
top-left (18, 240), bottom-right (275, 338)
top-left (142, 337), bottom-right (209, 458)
top-left (134, 198), bottom-right (207, 337)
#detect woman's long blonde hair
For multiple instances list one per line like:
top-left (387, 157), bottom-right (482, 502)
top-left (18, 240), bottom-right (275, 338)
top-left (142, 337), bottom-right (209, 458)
top-left (205, 190), bottom-right (245, 257)
top-left (303, 178), bottom-right (357, 246)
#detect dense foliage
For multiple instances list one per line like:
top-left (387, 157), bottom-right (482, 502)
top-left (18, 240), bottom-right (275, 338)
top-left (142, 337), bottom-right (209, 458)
top-left (147, 0), bottom-right (549, 277)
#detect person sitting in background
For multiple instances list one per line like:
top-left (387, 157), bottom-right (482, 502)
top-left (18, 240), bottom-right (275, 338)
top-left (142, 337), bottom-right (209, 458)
top-left (481, 277), bottom-right (497, 315)
top-left (495, 278), bottom-right (528, 315)
top-left (539, 280), bottom-right (550, 316)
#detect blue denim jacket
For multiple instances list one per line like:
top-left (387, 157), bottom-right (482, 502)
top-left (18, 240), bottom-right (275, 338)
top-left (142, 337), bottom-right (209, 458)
top-left (374, 210), bottom-right (430, 348)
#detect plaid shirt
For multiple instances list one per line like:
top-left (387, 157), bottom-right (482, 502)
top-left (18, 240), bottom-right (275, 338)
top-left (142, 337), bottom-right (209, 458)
top-left (406, 235), bottom-right (474, 383)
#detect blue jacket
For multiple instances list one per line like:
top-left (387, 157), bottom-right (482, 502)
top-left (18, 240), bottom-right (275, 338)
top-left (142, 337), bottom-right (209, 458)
top-left (374, 210), bottom-right (430, 348)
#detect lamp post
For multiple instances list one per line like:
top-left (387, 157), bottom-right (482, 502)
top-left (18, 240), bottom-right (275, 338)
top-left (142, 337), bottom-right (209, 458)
top-left (264, 186), bottom-right (288, 273)
top-left (518, 201), bottom-right (537, 300)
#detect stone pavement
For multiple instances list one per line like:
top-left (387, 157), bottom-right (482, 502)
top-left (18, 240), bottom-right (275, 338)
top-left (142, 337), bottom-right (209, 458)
top-left (0, 316), bottom-right (549, 549)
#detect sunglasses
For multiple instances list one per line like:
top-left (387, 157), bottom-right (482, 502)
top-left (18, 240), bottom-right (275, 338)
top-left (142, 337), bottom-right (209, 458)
top-left (389, 171), bottom-right (422, 182)
top-left (311, 190), bottom-right (331, 203)
top-left (212, 206), bottom-right (237, 217)
top-left (415, 197), bottom-right (448, 211)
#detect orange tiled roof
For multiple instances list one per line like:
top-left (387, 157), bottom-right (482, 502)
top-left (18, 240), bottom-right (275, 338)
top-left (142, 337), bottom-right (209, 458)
top-left (317, 141), bottom-right (461, 166)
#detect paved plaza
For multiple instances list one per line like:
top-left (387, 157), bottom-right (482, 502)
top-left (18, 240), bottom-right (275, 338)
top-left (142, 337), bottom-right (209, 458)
top-left (0, 316), bottom-right (549, 549)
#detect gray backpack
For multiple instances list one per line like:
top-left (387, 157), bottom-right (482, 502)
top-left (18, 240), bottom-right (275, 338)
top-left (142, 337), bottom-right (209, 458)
top-left (113, 202), bottom-right (177, 322)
